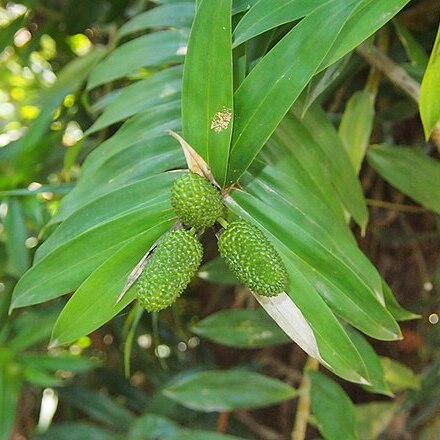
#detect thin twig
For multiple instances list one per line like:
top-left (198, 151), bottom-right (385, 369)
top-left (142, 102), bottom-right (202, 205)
top-left (235, 411), bottom-right (283, 440)
top-left (366, 198), bottom-right (428, 214)
top-left (291, 357), bottom-right (319, 440)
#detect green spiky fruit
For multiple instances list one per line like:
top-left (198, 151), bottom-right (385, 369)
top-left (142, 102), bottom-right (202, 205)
top-left (136, 230), bottom-right (203, 312)
top-left (171, 172), bottom-right (223, 229)
top-left (218, 220), bottom-right (288, 297)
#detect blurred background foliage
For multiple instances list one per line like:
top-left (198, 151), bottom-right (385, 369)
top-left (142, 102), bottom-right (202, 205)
top-left (0, 0), bottom-right (439, 439)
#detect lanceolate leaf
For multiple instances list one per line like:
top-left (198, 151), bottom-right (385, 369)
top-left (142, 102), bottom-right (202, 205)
top-left (228, 188), bottom-right (399, 341)
top-left (319, 0), bottom-right (412, 70)
top-left (163, 370), bottom-right (297, 411)
top-left (11, 173), bottom-right (180, 309)
top-left (87, 30), bottom-right (189, 89)
top-left (117, 3), bottom-right (195, 39)
top-left (192, 309), bottom-right (291, 348)
top-left (420, 23), bottom-right (440, 139)
top-left (233, 0), bottom-right (329, 47)
top-left (51, 223), bottom-right (173, 346)
top-left (4, 197), bottom-right (30, 277)
top-left (54, 102), bottom-right (183, 222)
top-left (226, 0), bottom-right (360, 184)
top-left (339, 90), bottom-right (375, 173)
top-left (282, 104), bottom-right (369, 229)
top-left (367, 145), bottom-right (440, 214)
top-left (309, 370), bottom-right (358, 440)
top-left (182, 0), bottom-right (234, 185)
top-left (87, 66), bottom-right (183, 134)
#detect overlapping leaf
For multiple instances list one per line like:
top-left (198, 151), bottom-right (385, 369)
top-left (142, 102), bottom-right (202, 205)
top-left (87, 30), bottom-right (189, 89)
top-left (51, 223), bottom-right (173, 347)
top-left (87, 66), bottom-right (183, 134)
top-left (118, 3), bottom-right (195, 39)
top-left (12, 173), bottom-right (180, 309)
top-left (182, 0), bottom-right (233, 185)
top-left (226, 0), bottom-right (361, 184)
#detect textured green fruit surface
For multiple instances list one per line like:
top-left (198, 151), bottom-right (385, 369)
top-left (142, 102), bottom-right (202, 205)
top-left (171, 172), bottom-right (223, 229)
top-left (136, 230), bottom-right (203, 312)
top-left (218, 220), bottom-right (288, 297)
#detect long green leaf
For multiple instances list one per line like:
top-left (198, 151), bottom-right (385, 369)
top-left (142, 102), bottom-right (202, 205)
top-left (228, 190), bottom-right (400, 341)
top-left (163, 370), bottom-right (297, 411)
top-left (192, 309), bottom-right (291, 348)
top-left (118, 3), bottom-right (194, 39)
top-left (51, 223), bottom-right (173, 346)
top-left (309, 370), bottom-right (358, 440)
top-left (233, 0), bottom-right (329, 47)
top-left (420, 23), bottom-right (440, 138)
top-left (3, 197), bottom-right (29, 277)
top-left (11, 173), bottom-right (179, 309)
top-left (319, 0), bottom-right (412, 70)
top-left (226, 194), bottom-right (371, 384)
top-left (182, 0), bottom-right (233, 185)
top-left (339, 90), bottom-right (375, 173)
top-left (281, 104), bottom-right (369, 229)
top-left (87, 30), bottom-right (188, 89)
top-left (226, 0), bottom-right (360, 184)
top-left (87, 66), bottom-right (183, 134)
top-left (367, 145), bottom-right (440, 214)
top-left (54, 103), bottom-right (183, 222)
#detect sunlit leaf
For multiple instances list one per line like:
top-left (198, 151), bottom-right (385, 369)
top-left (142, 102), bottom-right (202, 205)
top-left (339, 90), bottom-right (375, 173)
top-left (182, 0), bottom-right (233, 185)
top-left (87, 30), bottom-right (188, 89)
top-left (420, 23), bottom-right (440, 138)
top-left (227, 0), bottom-right (360, 184)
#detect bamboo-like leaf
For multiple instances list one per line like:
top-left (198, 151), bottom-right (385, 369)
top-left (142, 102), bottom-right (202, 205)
top-left (11, 173), bottom-right (179, 309)
top-left (118, 3), bottom-right (194, 39)
top-left (319, 0), bottom-right (411, 70)
top-left (226, 0), bottom-right (360, 184)
top-left (3, 197), bottom-right (29, 277)
top-left (420, 23), bottom-right (440, 138)
top-left (368, 145), bottom-right (440, 214)
top-left (53, 102), bottom-right (183, 222)
top-left (163, 370), bottom-right (297, 411)
top-left (192, 309), bottom-right (291, 348)
top-left (339, 90), bottom-right (375, 173)
top-left (225, 194), bottom-right (371, 383)
top-left (87, 30), bottom-right (188, 89)
top-left (51, 224), bottom-right (172, 347)
top-left (87, 66), bottom-right (183, 134)
top-left (228, 181), bottom-right (399, 341)
top-left (309, 370), bottom-right (358, 440)
top-left (233, 0), bottom-right (328, 47)
top-left (282, 104), bottom-right (369, 229)
top-left (182, 0), bottom-right (233, 185)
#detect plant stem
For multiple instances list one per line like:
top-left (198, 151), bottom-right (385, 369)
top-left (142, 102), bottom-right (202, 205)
top-left (152, 312), bottom-right (168, 370)
top-left (366, 198), bottom-right (428, 213)
top-left (291, 357), bottom-right (319, 440)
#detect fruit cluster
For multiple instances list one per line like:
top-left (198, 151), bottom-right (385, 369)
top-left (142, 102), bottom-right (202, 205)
top-left (136, 171), bottom-right (288, 312)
